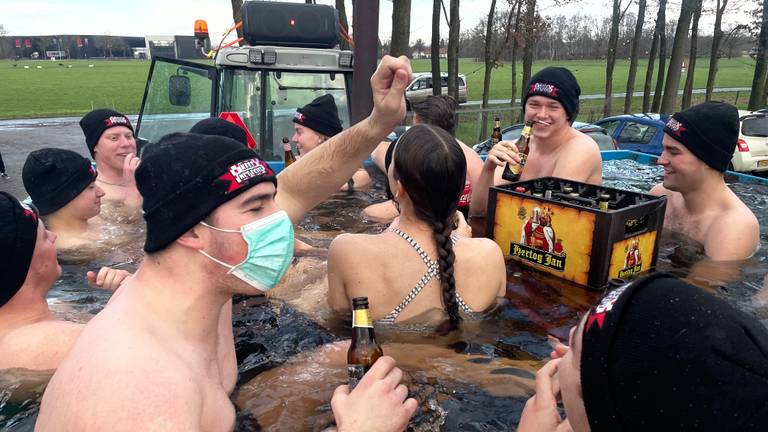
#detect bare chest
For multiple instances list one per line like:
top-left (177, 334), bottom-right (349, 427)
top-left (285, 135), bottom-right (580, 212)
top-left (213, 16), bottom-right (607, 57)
top-left (664, 199), bottom-right (711, 244)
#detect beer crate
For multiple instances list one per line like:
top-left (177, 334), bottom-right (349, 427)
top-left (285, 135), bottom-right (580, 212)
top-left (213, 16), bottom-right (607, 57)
top-left (486, 177), bottom-right (667, 290)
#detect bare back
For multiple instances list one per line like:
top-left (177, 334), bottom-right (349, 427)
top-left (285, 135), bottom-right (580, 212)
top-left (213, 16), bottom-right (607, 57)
top-left (328, 231), bottom-right (506, 323)
top-left (35, 286), bottom-right (235, 432)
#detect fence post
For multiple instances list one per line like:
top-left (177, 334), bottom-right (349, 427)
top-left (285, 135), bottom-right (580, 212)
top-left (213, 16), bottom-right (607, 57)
top-left (735, 91), bottom-right (740, 105)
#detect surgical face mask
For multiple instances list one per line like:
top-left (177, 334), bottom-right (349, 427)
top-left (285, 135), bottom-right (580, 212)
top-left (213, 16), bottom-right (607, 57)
top-left (198, 210), bottom-right (294, 292)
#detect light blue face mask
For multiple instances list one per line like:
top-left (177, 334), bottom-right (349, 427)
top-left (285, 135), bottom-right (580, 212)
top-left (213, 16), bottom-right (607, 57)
top-left (198, 210), bottom-right (295, 292)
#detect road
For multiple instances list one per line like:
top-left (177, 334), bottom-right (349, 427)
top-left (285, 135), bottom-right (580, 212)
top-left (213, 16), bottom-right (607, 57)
top-left (461, 87), bottom-right (752, 107)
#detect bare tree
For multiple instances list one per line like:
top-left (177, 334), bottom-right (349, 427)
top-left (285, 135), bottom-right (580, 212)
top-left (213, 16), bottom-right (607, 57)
top-left (510, 0), bottom-right (524, 107)
top-left (432, 0), bottom-right (442, 95)
top-left (604, 0), bottom-right (632, 117)
top-left (390, 0), bottom-right (412, 57)
top-left (748, 0), bottom-right (768, 110)
top-left (519, 0), bottom-right (537, 121)
top-left (682, 0), bottom-right (702, 109)
top-left (231, 0), bottom-right (244, 43)
top-left (480, 0), bottom-right (499, 141)
top-left (625, 0), bottom-right (646, 113)
top-left (0, 24), bottom-right (8, 36)
top-left (705, 0), bottom-right (729, 100)
top-left (660, 0), bottom-right (697, 114)
top-left (336, 0), bottom-right (351, 50)
top-left (448, 0), bottom-right (460, 101)
top-left (650, 0), bottom-right (667, 112)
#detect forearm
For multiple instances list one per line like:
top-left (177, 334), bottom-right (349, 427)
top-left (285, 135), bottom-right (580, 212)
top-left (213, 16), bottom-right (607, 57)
top-left (277, 117), bottom-right (389, 223)
top-left (469, 165), bottom-right (496, 218)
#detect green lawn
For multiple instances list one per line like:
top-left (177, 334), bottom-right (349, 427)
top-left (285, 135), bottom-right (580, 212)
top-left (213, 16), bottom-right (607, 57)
top-left (0, 57), bottom-right (757, 119)
top-left (410, 57), bottom-right (757, 102)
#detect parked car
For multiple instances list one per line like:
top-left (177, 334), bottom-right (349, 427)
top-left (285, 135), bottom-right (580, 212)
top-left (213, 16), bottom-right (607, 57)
top-left (473, 121), bottom-right (617, 155)
top-left (731, 110), bottom-right (768, 173)
top-left (405, 72), bottom-right (468, 108)
top-left (593, 113), bottom-right (668, 156)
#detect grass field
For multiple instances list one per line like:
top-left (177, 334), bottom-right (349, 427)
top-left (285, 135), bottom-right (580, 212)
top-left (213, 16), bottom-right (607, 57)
top-left (0, 57), bottom-right (757, 119)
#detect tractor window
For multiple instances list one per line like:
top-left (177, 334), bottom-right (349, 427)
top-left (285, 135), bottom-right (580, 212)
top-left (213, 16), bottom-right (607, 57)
top-left (264, 71), bottom-right (351, 160)
top-left (220, 68), bottom-right (263, 152)
top-left (136, 58), bottom-right (215, 147)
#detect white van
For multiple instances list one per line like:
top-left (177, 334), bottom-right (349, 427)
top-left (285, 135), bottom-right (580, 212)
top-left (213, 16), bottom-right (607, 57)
top-left (405, 72), bottom-right (468, 108)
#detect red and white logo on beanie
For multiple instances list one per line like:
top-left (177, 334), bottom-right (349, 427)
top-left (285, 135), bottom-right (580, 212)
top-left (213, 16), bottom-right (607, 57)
top-left (217, 158), bottom-right (274, 194)
top-left (586, 284), bottom-right (629, 330)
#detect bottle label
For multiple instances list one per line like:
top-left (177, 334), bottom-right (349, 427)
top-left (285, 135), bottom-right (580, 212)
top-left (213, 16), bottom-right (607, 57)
top-left (352, 309), bottom-right (373, 328)
top-left (509, 153), bottom-right (527, 176)
top-left (520, 125), bottom-right (532, 137)
top-left (347, 364), bottom-right (367, 390)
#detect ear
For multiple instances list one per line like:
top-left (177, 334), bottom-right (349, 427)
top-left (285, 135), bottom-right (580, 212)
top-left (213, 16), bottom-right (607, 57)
top-left (393, 180), bottom-right (406, 201)
top-left (175, 224), bottom-right (206, 250)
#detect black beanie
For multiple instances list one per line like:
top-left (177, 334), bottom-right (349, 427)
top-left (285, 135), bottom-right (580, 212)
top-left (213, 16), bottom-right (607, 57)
top-left (136, 133), bottom-right (277, 253)
top-left (664, 101), bottom-right (739, 172)
top-left (190, 118), bottom-right (248, 147)
top-left (580, 273), bottom-right (768, 432)
top-left (0, 192), bottom-right (39, 307)
top-left (22, 148), bottom-right (97, 216)
top-left (79, 109), bottom-right (134, 157)
top-left (523, 67), bottom-right (581, 122)
top-left (293, 94), bottom-right (343, 138)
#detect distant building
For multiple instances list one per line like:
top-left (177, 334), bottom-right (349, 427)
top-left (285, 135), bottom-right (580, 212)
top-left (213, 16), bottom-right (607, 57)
top-left (145, 35), bottom-right (206, 60)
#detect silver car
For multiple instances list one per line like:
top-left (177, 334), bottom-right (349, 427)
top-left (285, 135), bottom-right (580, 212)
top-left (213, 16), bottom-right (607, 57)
top-left (405, 72), bottom-right (468, 109)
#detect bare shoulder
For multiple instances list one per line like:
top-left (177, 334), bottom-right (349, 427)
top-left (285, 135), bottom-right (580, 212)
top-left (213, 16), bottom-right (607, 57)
top-left (0, 320), bottom-right (83, 370)
top-left (38, 326), bottom-right (204, 431)
top-left (649, 182), bottom-right (671, 197)
top-left (455, 237), bottom-right (504, 266)
top-left (329, 232), bottom-right (378, 256)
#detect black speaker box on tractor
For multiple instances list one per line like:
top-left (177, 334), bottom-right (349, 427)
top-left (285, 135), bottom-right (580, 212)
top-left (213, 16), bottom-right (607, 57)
top-left (241, 1), bottom-right (340, 48)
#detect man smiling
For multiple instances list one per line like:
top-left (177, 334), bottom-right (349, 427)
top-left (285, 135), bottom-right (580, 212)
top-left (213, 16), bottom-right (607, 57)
top-left (470, 67), bottom-right (602, 216)
top-left (79, 109), bottom-right (142, 211)
top-left (650, 101), bottom-right (759, 260)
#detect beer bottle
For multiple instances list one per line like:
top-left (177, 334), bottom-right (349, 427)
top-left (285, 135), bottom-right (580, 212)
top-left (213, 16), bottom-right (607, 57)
top-left (598, 193), bottom-right (611, 211)
top-left (347, 297), bottom-right (383, 390)
top-left (502, 121), bottom-right (534, 182)
top-left (283, 137), bottom-right (297, 167)
top-left (491, 117), bottom-right (503, 147)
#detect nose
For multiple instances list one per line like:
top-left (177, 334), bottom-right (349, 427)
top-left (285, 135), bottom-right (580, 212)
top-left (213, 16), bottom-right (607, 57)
top-left (48, 229), bottom-right (57, 243)
top-left (95, 185), bottom-right (106, 197)
top-left (657, 151), bottom-right (669, 166)
top-left (291, 132), bottom-right (299, 144)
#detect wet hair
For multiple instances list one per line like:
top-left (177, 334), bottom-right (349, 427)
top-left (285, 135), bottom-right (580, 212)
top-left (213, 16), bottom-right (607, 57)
top-left (411, 95), bottom-right (459, 136)
top-left (392, 124), bottom-right (467, 328)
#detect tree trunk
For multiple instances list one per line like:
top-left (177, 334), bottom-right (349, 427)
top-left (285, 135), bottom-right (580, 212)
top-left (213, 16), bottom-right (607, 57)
top-left (390, 0), bottom-right (411, 57)
top-left (651, 0), bottom-right (667, 112)
top-left (642, 15), bottom-right (661, 112)
top-left (660, 0), bottom-right (696, 114)
top-left (749, 0), bottom-right (768, 110)
top-left (511, 0), bottom-right (523, 107)
top-left (336, 0), bottom-right (351, 51)
top-left (519, 0), bottom-right (537, 122)
top-left (705, 0), bottom-right (727, 100)
top-left (231, 0), bottom-right (244, 42)
top-left (625, 0), bottom-right (647, 113)
top-left (603, 0), bottom-right (622, 117)
top-left (480, 0), bottom-right (497, 142)
top-left (448, 0), bottom-right (460, 101)
top-left (682, 0), bottom-right (702, 109)
top-left (432, 0), bottom-right (442, 96)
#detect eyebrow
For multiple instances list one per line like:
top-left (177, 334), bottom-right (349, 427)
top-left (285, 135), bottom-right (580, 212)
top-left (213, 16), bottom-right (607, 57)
top-left (240, 191), bottom-right (276, 207)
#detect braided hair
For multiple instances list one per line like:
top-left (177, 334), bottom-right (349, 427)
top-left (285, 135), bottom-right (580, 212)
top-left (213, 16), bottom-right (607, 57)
top-left (391, 124), bottom-right (467, 329)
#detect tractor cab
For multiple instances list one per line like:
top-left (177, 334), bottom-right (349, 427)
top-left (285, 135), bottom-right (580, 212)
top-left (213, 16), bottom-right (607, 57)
top-left (134, 1), bottom-right (353, 172)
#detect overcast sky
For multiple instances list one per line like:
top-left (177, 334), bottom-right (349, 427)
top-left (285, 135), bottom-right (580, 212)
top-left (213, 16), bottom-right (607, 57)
top-left (2, 0), bottom-right (754, 44)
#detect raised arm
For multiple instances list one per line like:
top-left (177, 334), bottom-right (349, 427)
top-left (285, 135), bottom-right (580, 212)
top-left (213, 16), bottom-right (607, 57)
top-left (276, 56), bottom-right (412, 224)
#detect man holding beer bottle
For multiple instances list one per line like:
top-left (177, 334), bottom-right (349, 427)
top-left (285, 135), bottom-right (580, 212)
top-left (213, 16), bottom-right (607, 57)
top-left (470, 67), bottom-right (603, 217)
